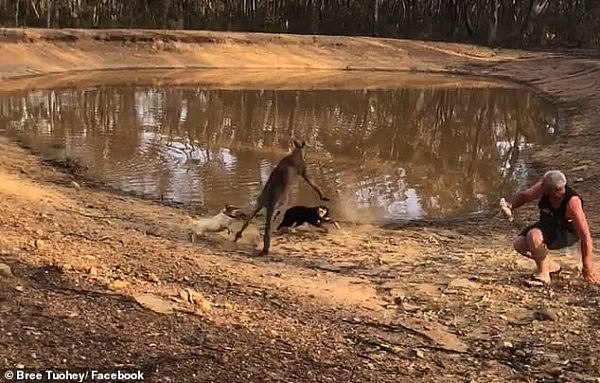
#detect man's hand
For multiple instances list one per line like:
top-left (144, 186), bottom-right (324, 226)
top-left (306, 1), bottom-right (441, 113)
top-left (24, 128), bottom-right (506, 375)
top-left (583, 266), bottom-right (600, 284)
top-left (499, 198), bottom-right (513, 222)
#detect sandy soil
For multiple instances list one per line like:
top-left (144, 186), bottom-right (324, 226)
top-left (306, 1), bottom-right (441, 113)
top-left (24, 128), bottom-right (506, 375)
top-left (1, 28), bottom-right (600, 382)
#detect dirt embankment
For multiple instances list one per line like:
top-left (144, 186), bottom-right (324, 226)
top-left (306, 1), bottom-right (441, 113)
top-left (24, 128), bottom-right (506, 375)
top-left (1, 28), bottom-right (600, 382)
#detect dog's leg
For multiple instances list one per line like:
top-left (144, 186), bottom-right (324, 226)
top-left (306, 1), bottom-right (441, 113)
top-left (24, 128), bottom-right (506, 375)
top-left (310, 221), bottom-right (329, 233)
top-left (318, 226), bottom-right (329, 233)
top-left (289, 222), bottom-right (299, 234)
top-left (276, 218), bottom-right (286, 232)
top-left (258, 204), bottom-right (275, 256)
top-left (234, 205), bottom-right (262, 242)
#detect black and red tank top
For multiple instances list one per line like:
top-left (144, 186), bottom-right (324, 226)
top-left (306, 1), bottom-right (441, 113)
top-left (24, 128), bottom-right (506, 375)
top-left (538, 184), bottom-right (581, 232)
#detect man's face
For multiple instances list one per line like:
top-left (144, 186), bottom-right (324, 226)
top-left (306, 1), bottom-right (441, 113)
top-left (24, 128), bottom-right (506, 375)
top-left (544, 182), bottom-right (566, 199)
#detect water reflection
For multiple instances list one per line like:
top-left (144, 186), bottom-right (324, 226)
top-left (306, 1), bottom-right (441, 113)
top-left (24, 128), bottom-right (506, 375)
top-left (0, 84), bottom-right (557, 222)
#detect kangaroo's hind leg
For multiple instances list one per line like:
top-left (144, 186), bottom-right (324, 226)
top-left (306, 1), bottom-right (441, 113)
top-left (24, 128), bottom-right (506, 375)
top-left (272, 189), bottom-right (291, 229)
top-left (258, 203), bottom-right (276, 256)
top-left (234, 204), bottom-right (263, 242)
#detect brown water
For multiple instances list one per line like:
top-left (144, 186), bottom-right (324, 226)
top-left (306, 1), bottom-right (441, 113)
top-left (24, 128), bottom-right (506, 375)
top-left (0, 81), bottom-right (557, 223)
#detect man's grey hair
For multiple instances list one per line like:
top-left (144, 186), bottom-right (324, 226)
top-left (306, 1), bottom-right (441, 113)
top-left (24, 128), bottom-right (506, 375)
top-left (543, 170), bottom-right (567, 189)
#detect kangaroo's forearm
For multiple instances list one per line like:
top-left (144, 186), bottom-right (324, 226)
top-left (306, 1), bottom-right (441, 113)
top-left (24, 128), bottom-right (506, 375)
top-left (302, 174), bottom-right (323, 197)
top-left (309, 181), bottom-right (324, 198)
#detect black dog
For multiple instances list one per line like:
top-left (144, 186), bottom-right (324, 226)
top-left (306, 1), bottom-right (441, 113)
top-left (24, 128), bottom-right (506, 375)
top-left (277, 205), bottom-right (339, 232)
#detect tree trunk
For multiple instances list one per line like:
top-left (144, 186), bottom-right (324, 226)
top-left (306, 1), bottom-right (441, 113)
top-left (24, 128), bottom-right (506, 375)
top-left (373, 0), bottom-right (379, 37)
top-left (14, 0), bottom-right (19, 26)
top-left (487, 0), bottom-right (500, 45)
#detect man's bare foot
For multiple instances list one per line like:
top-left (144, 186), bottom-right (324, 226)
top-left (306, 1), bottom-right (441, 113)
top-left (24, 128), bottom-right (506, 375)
top-left (528, 261), bottom-right (562, 285)
top-left (548, 261), bottom-right (562, 274)
top-left (525, 274), bottom-right (551, 287)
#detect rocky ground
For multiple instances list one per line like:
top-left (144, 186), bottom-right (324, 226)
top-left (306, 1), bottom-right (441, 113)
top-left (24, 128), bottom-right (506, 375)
top-left (0, 28), bottom-right (600, 382)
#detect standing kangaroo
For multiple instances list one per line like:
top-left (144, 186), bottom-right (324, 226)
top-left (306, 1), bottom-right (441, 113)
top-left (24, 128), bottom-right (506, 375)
top-left (234, 139), bottom-right (329, 255)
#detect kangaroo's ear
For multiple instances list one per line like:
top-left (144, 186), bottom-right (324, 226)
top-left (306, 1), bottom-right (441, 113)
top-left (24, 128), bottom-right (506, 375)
top-left (300, 140), bottom-right (306, 148)
top-left (292, 139), bottom-right (302, 149)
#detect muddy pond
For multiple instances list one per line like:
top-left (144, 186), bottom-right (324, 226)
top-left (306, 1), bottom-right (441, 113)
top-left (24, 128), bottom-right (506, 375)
top-left (0, 73), bottom-right (557, 223)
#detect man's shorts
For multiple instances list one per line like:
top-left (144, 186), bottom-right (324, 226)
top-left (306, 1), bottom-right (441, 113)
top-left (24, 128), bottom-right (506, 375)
top-left (520, 222), bottom-right (579, 250)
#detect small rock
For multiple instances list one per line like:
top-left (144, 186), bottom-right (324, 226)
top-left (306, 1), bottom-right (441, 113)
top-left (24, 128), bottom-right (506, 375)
top-left (0, 263), bottom-right (14, 278)
top-left (108, 280), bottom-right (129, 290)
top-left (14, 285), bottom-right (24, 292)
top-left (16, 363), bottom-right (24, 369)
top-left (181, 288), bottom-right (212, 312)
top-left (389, 288), bottom-right (406, 302)
top-left (401, 302), bottom-right (420, 312)
top-left (35, 229), bottom-right (44, 236)
top-left (34, 239), bottom-right (47, 250)
top-left (70, 181), bottom-right (81, 189)
top-left (570, 165), bottom-right (589, 172)
top-left (533, 307), bottom-right (558, 321)
top-left (565, 372), bottom-right (599, 383)
top-left (31, 353), bottom-right (37, 359)
top-left (447, 278), bottom-right (480, 290)
top-left (514, 350), bottom-right (527, 358)
top-left (147, 273), bottom-right (160, 283)
top-left (133, 294), bottom-right (176, 315)
top-left (411, 348), bottom-right (425, 358)
top-left (503, 341), bottom-right (513, 348)
top-left (575, 178), bottom-right (584, 183)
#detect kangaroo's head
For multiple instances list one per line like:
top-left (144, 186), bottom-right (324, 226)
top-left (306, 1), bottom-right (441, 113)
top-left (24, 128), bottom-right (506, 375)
top-left (291, 139), bottom-right (307, 163)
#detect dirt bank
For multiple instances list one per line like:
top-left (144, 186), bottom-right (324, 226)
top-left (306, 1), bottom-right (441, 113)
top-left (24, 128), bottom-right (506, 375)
top-left (1, 28), bottom-right (600, 382)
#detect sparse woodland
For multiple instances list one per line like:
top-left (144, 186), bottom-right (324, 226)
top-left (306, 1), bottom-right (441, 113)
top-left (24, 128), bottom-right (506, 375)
top-left (1, 0), bottom-right (598, 48)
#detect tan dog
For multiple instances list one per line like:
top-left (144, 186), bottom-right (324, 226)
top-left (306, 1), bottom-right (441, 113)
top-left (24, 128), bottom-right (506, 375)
top-left (189, 205), bottom-right (248, 242)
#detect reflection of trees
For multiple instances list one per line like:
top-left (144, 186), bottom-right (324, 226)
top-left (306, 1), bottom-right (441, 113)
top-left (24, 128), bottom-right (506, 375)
top-left (0, 85), bottom-right (556, 219)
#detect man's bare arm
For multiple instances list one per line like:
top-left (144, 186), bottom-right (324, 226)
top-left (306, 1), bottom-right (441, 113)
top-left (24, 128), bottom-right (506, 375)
top-left (507, 180), bottom-right (545, 209)
top-left (567, 197), bottom-right (595, 271)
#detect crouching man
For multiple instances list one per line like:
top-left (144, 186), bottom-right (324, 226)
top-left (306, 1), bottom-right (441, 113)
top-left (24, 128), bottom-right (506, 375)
top-left (501, 170), bottom-right (600, 285)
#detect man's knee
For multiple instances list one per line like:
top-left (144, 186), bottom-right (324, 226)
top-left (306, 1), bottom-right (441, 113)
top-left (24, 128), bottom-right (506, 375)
top-left (526, 228), bottom-right (544, 247)
top-left (512, 235), bottom-right (525, 252)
